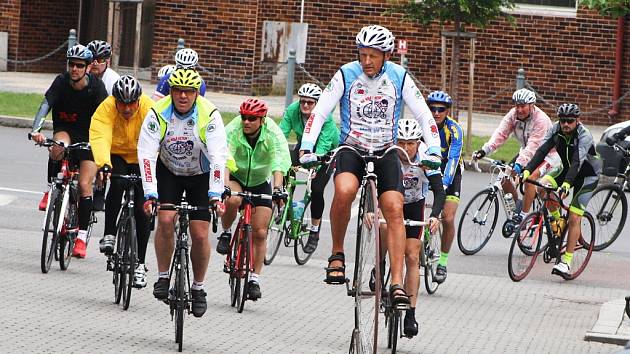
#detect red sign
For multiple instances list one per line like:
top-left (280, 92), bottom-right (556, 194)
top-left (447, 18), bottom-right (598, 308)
top-left (397, 40), bottom-right (408, 55)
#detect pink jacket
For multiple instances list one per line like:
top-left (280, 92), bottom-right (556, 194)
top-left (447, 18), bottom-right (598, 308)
top-left (482, 105), bottom-right (557, 166)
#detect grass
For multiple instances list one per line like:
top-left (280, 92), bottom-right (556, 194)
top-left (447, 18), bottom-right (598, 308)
top-left (0, 91), bottom-right (518, 158)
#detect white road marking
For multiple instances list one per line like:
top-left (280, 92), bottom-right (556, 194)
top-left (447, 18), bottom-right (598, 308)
top-left (0, 187), bottom-right (41, 195)
top-left (0, 194), bottom-right (17, 206)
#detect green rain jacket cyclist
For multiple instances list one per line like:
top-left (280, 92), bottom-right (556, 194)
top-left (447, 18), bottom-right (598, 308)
top-left (279, 100), bottom-right (339, 155)
top-left (225, 115), bottom-right (292, 187)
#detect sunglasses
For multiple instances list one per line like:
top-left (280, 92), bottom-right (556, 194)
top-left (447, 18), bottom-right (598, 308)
top-left (241, 115), bottom-right (260, 122)
top-left (300, 100), bottom-right (316, 106)
top-left (559, 118), bottom-right (577, 124)
top-left (429, 106), bottom-right (447, 113)
top-left (68, 62), bottom-right (86, 69)
top-left (171, 87), bottom-right (197, 95)
top-left (94, 58), bottom-right (107, 64)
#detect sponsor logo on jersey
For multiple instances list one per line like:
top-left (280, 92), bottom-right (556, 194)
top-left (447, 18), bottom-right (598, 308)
top-left (213, 168), bottom-right (221, 183)
top-left (186, 119), bottom-right (194, 127)
top-left (143, 159), bottom-right (152, 182)
top-left (59, 112), bottom-right (78, 123)
top-left (303, 114), bottom-right (315, 134)
top-left (207, 124), bottom-right (215, 133)
top-left (147, 121), bottom-right (159, 133)
top-left (166, 140), bottom-right (194, 156)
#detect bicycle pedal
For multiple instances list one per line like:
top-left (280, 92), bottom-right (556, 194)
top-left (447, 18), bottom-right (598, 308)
top-left (394, 303), bottom-right (411, 311)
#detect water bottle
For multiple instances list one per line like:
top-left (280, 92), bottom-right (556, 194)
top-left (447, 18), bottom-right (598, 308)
top-left (504, 193), bottom-right (515, 213)
top-left (292, 200), bottom-right (305, 220)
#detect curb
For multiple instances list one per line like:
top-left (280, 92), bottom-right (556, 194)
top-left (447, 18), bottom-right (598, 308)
top-left (0, 114), bottom-right (51, 131)
top-left (584, 298), bottom-right (630, 346)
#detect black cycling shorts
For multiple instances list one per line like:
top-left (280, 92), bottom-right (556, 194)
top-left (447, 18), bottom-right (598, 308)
top-left (52, 127), bottom-right (94, 162)
top-left (334, 146), bottom-right (403, 196)
top-left (444, 166), bottom-right (462, 202)
top-left (156, 159), bottom-right (211, 222)
top-left (403, 199), bottom-right (425, 239)
top-left (229, 176), bottom-right (273, 209)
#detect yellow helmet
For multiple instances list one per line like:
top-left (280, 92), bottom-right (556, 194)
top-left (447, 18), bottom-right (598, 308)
top-left (168, 68), bottom-right (202, 90)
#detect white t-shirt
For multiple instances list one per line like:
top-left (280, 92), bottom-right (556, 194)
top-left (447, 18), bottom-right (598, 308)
top-left (100, 68), bottom-right (121, 95)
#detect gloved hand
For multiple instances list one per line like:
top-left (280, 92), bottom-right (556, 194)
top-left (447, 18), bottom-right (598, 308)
top-left (606, 132), bottom-right (623, 146)
top-left (272, 188), bottom-right (288, 201)
top-left (513, 163), bottom-right (523, 175)
top-left (299, 152), bottom-right (318, 166)
top-left (99, 164), bottom-right (112, 183)
top-left (210, 200), bottom-right (225, 217)
top-left (143, 198), bottom-right (156, 216)
top-left (472, 149), bottom-right (486, 160)
top-left (522, 170), bottom-right (531, 181)
top-left (421, 155), bottom-right (442, 170)
top-left (557, 182), bottom-right (571, 199)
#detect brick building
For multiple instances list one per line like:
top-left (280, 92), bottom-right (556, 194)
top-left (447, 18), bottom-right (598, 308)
top-left (1, 0), bottom-right (628, 124)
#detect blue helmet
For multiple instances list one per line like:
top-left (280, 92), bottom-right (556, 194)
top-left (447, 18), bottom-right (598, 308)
top-left (66, 44), bottom-right (93, 63)
top-left (427, 91), bottom-right (452, 107)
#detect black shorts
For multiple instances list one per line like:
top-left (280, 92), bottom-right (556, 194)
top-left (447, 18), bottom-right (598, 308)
top-left (403, 199), bottom-right (425, 239)
top-left (156, 159), bottom-right (211, 222)
top-left (229, 176), bottom-right (273, 209)
top-left (444, 166), bottom-right (462, 202)
top-left (333, 146), bottom-right (403, 196)
top-left (52, 127), bottom-right (94, 162)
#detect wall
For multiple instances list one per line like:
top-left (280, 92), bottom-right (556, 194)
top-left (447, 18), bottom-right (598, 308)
top-left (0, 0), bottom-right (21, 70)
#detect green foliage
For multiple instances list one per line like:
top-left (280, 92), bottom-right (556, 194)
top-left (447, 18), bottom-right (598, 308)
top-left (582, 0), bottom-right (630, 18)
top-left (0, 91), bottom-right (47, 118)
top-left (387, 0), bottom-right (516, 29)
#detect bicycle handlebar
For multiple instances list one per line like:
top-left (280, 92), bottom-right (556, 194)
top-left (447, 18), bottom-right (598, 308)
top-left (523, 178), bottom-right (568, 209)
top-left (323, 144), bottom-right (423, 168)
top-left (378, 218), bottom-right (430, 227)
top-left (224, 190), bottom-right (273, 201)
top-left (29, 136), bottom-right (91, 151)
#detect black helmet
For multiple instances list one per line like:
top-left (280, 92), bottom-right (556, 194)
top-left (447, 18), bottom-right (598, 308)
top-left (557, 103), bottom-right (580, 118)
top-left (87, 40), bottom-right (112, 59)
top-left (112, 75), bottom-right (142, 104)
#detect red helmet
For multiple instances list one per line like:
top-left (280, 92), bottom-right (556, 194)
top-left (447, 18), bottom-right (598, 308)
top-left (240, 98), bottom-right (268, 117)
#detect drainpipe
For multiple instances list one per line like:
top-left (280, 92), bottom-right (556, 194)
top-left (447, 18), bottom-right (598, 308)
top-left (608, 16), bottom-right (625, 122)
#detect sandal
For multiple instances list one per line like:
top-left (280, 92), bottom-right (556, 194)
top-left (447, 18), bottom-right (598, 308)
top-left (324, 252), bottom-right (346, 284)
top-left (390, 284), bottom-right (410, 309)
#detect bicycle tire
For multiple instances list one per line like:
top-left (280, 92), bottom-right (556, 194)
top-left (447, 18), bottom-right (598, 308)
top-left (424, 226), bottom-right (441, 295)
top-left (59, 197), bottom-right (78, 271)
top-left (41, 188), bottom-right (61, 273)
top-left (585, 184), bottom-right (627, 251)
top-left (508, 212), bottom-right (543, 282)
top-left (388, 311), bottom-right (399, 353)
top-left (229, 222), bottom-right (242, 308)
top-left (457, 189), bottom-right (499, 255)
top-left (566, 211), bottom-right (595, 280)
top-left (352, 179), bottom-right (380, 354)
top-left (294, 198), bottom-right (314, 265)
top-left (175, 247), bottom-right (186, 352)
top-left (122, 215), bottom-right (137, 310)
top-left (264, 202), bottom-right (286, 265)
top-left (237, 225), bottom-right (252, 313)
top-left (114, 208), bottom-right (129, 305)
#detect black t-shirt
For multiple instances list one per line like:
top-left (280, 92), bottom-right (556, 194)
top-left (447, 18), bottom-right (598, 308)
top-left (45, 72), bottom-right (108, 140)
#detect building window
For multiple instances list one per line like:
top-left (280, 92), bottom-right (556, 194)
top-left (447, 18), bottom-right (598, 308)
top-left (508, 0), bottom-right (578, 17)
top-left (516, 0), bottom-right (576, 8)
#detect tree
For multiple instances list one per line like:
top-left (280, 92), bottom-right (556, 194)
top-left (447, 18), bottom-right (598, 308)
top-left (582, 0), bottom-right (630, 18)
top-left (388, 0), bottom-right (516, 119)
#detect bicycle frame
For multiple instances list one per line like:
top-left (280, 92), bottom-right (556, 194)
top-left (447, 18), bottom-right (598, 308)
top-left (473, 158), bottom-right (517, 221)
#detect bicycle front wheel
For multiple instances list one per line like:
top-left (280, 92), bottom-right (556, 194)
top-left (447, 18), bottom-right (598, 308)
top-left (174, 248), bottom-right (187, 352)
top-left (264, 202), bottom-right (286, 265)
top-left (114, 208), bottom-right (129, 305)
top-left (41, 188), bottom-right (61, 273)
top-left (565, 211), bottom-right (595, 280)
top-left (122, 215), bottom-right (137, 310)
top-left (294, 198), bottom-right (314, 265)
top-left (59, 198), bottom-right (78, 271)
top-left (508, 212), bottom-right (543, 282)
top-left (423, 226), bottom-right (441, 295)
top-left (457, 189), bottom-right (499, 255)
top-left (585, 184), bottom-right (627, 251)
top-left (352, 179), bottom-right (380, 354)
top-left (237, 225), bottom-right (252, 313)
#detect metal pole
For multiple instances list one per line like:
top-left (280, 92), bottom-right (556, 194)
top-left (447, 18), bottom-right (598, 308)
top-left (401, 55), bottom-right (408, 118)
top-left (285, 49), bottom-right (296, 109)
top-left (300, 0), bottom-right (305, 23)
top-left (68, 29), bottom-right (77, 50)
top-left (133, 2), bottom-right (142, 78)
top-left (466, 38), bottom-right (475, 156)
top-left (177, 38), bottom-right (185, 52)
top-left (516, 68), bottom-right (525, 90)
top-left (441, 35), bottom-right (446, 91)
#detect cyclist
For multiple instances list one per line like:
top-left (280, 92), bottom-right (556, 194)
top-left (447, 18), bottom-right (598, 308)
top-left (299, 25), bottom-right (442, 307)
top-left (157, 64), bottom-right (176, 82)
top-left (384, 119), bottom-right (444, 337)
top-left (152, 48), bottom-right (207, 101)
top-left (137, 68), bottom-right (227, 317)
top-left (425, 90), bottom-right (461, 284)
top-left (279, 83), bottom-right (339, 253)
top-left (87, 40), bottom-right (120, 95)
top-left (30, 44), bottom-right (108, 258)
top-left (522, 103), bottom-right (601, 279)
top-left (89, 75), bottom-right (155, 287)
top-left (217, 98), bottom-right (291, 300)
top-left (473, 88), bottom-right (559, 226)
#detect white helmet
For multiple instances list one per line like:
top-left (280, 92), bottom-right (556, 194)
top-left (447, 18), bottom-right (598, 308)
top-left (356, 25), bottom-right (395, 53)
top-left (174, 48), bottom-right (199, 69)
top-left (297, 83), bottom-right (322, 100)
top-left (157, 65), bottom-right (176, 80)
top-left (512, 88), bottom-right (536, 104)
top-left (397, 119), bottom-right (422, 140)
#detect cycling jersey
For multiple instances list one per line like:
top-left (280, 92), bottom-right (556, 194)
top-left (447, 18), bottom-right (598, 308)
top-left (482, 105), bottom-right (558, 166)
top-left (300, 61), bottom-right (440, 156)
top-left (402, 142), bottom-right (445, 221)
top-left (225, 116), bottom-right (291, 188)
top-left (438, 116), bottom-right (463, 188)
top-left (137, 96), bottom-right (227, 200)
top-left (90, 94), bottom-right (155, 168)
top-left (279, 100), bottom-right (339, 155)
top-left (100, 68), bottom-right (121, 95)
top-left (153, 72), bottom-right (207, 100)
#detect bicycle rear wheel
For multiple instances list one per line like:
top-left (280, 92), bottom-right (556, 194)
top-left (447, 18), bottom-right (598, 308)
top-left (585, 184), bottom-right (627, 251)
top-left (122, 215), bottom-right (137, 310)
top-left (294, 198), bottom-right (314, 265)
top-left (59, 197), bottom-right (77, 270)
top-left (387, 311), bottom-right (399, 353)
top-left (229, 222), bottom-right (242, 308)
top-left (423, 226), bottom-right (441, 295)
top-left (237, 225), bottom-right (252, 313)
top-left (457, 189), bottom-right (499, 255)
top-left (508, 212), bottom-right (543, 282)
top-left (351, 179), bottom-right (380, 354)
top-left (566, 211), bottom-right (595, 280)
top-left (41, 188), bottom-right (61, 273)
top-left (265, 202), bottom-right (285, 265)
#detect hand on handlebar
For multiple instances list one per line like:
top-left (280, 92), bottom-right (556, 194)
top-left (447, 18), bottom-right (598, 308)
top-left (557, 182), bottom-right (571, 200)
top-left (211, 200), bottom-right (225, 217)
top-left (299, 152), bottom-right (318, 166)
top-left (29, 132), bottom-right (46, 144)
top-left (421, 155), bottom-right (442, 170)
top-left (428, 217), bottom-right (440, 234)
top-left (472, 149), bottom-right (486, 160)
top-left (143, 198), bottom-right (157, 216)
top-left (98, 165), bottom-right (112, 186)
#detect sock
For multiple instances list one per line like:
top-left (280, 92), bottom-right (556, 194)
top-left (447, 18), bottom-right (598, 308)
top-left (158, 271), bottom-right (169, 279)
top-left (438, 252), bottom-right (449, 267)
top-left (77, 230), bottom-right (88, 242)
top-left (406, 307), bottom-right (416, 318)
top-left (309, 224), bottom-right (320, 233)
top-left (249, 272), bottom-right (259, 283)
top-left (191, 281), bottom-right (204, 291)
top-left (550, 209), bottom-right (561, 220)
top-left (222, 227), bottom-right (231, 234)
top-left (562, 252), bottom-right (573, 267)
top-left (520, 211), bottom-right (527, 218)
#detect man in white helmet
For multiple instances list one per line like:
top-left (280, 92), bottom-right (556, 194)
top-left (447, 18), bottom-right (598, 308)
top-left (299, 25), bottom-right (442, 309)
top-left (152, 48), bottom-right (207, 100)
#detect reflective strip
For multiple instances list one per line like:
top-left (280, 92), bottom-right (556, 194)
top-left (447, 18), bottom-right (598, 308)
top-left (568, 205), bottom-right (584, 216)
top-left (445, 195), bottom-right (460, 203)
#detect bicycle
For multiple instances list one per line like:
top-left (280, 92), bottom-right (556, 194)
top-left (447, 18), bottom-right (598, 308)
top-left (157, 201), bottom-right (217, 352)
top-left (32, 137), bottom-right (96, 273)
top-left (420, 223), bottom-right (442, 295)
top-left (508, 178), bottom-right (595, 282)
top-left (265, 165), bottom-right (320, 266)
top-left (584, 143), bottom-right (628, 251)
top-left (105, 173), bottom-right (143, 310)
top-left (224, 189), bottom-right (275, 313)
top-left (457, 157), bottom-right (520, 255)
